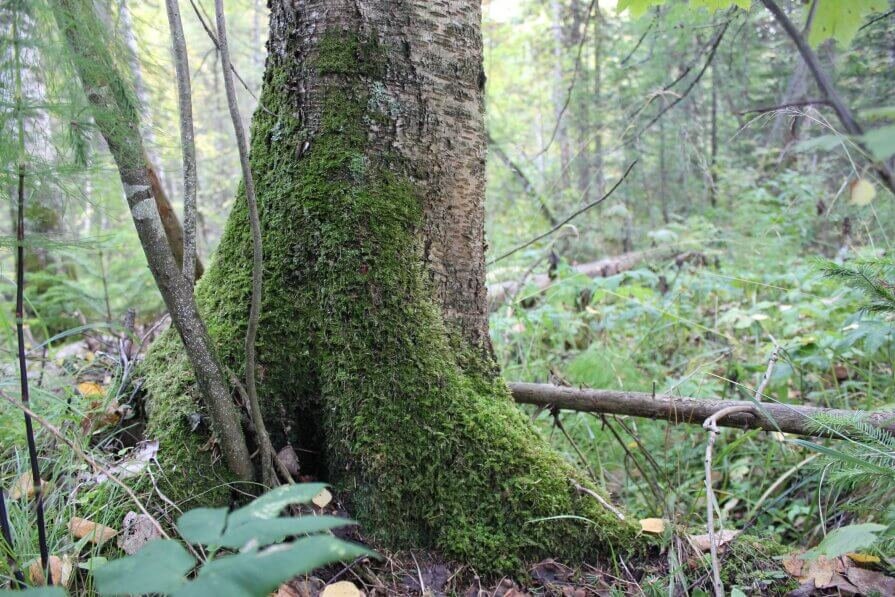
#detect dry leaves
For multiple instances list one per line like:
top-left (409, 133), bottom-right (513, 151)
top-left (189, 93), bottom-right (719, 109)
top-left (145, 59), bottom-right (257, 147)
top-left (312, 488), bottom-right (333, 509)
top-left (687, 529), bottom-right (739, 553)
top-left (638, 518), bottom-right (666, 534)
top-left (320, 580), bottom-right (362, 597)
top-left (783, 551), bottom-right (895, 595)
top-left (94, 440), bottom-right (159, 484)
top-left (29, 555), bottom-right (75, 587)
top-left (69, 516), bottom-right (118, 545)
top-left (849, 178), bottom-right (877, 206)
top-left (9, 472), bottom-right (35, 500)
top-left (118, 511), bottom-right (162, 554)
top-left (76, 381), bottom-right (106, 398)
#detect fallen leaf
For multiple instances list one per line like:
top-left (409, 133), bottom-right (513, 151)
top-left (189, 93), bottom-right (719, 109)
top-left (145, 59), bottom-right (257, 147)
top-left (29, 555), bottom-right (75, 587)
top-left (69, 516), bottom-right (118, 545)
top-left (849, 178), bottom-right (877, 206)
top-left (312, 487), bottom-right (333, 509)
top-left (846, 567), bottom-right (895, 595)
top-left (95, 440), bottom-right (159, 484)
top-left (9, 472), bottom-right (35, 500)
top-left (274, 583), bottom-right (302, 597)
top-left (321, 580), bottom-right (362, 597)
top-left (782, 552), bottom-right (805, 577)
top-left (277, 445), bottom-right (301, 478)
top-left (77, 381), bottom-right (106, 398)
top-left (530, 558), bottom-right (572, 584)
top-left (846, 551), bottom-right (880, 565)
top-left (639, 518), bottom-right (665, 534)
top-left (117, 511), bottom-right (162, 554)
top-left (688, 529), bottom-right (739, 553)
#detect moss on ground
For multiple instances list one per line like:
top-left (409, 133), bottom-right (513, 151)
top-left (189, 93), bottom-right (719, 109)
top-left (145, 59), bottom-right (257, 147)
top-left (140, 30), bottom-right (641, 573)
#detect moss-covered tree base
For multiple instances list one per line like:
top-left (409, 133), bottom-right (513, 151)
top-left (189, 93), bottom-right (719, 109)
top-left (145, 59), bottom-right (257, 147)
top-left (138, 28), bottom-right (642, 574)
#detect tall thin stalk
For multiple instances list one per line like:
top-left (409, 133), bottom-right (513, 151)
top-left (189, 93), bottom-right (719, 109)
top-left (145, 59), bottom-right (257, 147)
top-left (214, 0), bottom-right (274, 484)
top-left (0, 488), bottom-right (26, 588)
top-left (164, 0), bottom-right (199, 287)
top-left (12, 5), bottom-right (52, 584)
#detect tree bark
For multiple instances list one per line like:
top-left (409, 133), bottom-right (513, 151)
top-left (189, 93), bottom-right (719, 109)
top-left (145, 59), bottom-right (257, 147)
top-left (510, 383), bottom-right (895, 438)
top-left (141, 0), bottom-right (638, 572)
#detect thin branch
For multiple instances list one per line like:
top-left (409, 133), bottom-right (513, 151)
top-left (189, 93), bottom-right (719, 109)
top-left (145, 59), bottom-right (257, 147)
top-left (12, 6), bottom-right (51, 582)
top-left (637, 21), bottom-right (729, 138)
top-left (759, 0), bottom-right (895, 196)
top-left (619, 16), bottom-right (655, 66)
top-left (165, 0), bottom-right (199, 287)
top-left (214, 0), bottom-right (273, 486)
top-left (532, 0), bottom-right (598, 159)
top-left (0, 488), bottom-right (26, 587)
top-left (858, 8), bottom-right (894, 31)
top-left (487, 132), bottom-right (558, 225)
top-left (738, 99), bottom-right (831, 115)
top-left (487, 160), bottom-right (637, 265)
top-left (571, 479), bottom-right (626, 521)
top-left (1, 392), bottom-right (169, 541)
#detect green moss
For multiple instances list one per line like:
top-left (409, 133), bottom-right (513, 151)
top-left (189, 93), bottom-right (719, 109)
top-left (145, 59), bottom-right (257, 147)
top-left (141, 30), bottom-right (641, 573)
top-left (720, 534), bottom-right (794, 592)
top-left (140, 331), bottom-right (238, 507)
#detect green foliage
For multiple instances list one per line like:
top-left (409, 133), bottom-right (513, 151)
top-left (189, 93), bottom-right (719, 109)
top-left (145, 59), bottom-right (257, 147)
top-left (802, 523), bottom-right (887, 559)
top-left (92, 484), bottom-right (369, 597)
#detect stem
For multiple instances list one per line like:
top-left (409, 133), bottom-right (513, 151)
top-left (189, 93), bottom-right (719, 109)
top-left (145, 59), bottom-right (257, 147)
top-left (165, 0), bottom-right (199, 287)
top-left (214, 0), bottom-right (273, 485)
top-left (759, 0), bottom-right (895, 196)
top-left (0, 488), bottom-right (26, 588)
top-left (12, 4), bottom-right (52, 582)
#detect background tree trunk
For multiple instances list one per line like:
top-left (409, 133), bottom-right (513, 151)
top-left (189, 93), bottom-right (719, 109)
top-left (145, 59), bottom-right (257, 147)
top-left (143, 0), bottom-right (637, 573)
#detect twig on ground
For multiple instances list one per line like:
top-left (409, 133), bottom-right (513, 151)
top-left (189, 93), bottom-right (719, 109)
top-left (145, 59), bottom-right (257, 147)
top-left (571, 479), bottom-right (626, 521)
top-left (1, 391), bottom-right (169, 541)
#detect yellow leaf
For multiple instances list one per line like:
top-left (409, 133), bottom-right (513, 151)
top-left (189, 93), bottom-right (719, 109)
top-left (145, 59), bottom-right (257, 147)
top-left (321, 581), bottom-right (362, 597)
top-left (77, 381), bottom-right (106, 398)
top-left (9, 472), bottom-right (34, 500)
top-left (312, 488), bottom-right (333, 509)
top-left (29, 555), bottom-right (75, 587)
top-left (639, 518), bottom-right (665, 534)
top-left (850, 178), bottom-right (877, 206)
top-left (847, 552), bottom-right (881, 565)
top-left (69, 516), bottom-right (118, 545)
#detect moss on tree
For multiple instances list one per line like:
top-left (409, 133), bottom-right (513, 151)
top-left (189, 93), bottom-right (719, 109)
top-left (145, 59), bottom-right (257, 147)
top-left (139, 31), bottom-right (641, 573)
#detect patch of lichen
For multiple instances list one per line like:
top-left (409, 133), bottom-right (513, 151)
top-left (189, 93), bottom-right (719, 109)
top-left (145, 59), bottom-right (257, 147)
top-left (140, 30), bottom-right (641, 573)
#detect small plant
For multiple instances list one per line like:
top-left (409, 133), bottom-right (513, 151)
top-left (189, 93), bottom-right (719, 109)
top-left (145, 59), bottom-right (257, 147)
top-left (1, 483), bottom-right (370, 596)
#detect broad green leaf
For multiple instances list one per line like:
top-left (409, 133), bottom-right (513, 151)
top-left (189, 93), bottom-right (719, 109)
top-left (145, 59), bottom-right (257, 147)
top-left (690, 0), bottom-right (751, 12)
top-left (860, 125), bottom-right (895, 161)
top-left (804, 523), bottom-right (887, 559)
top-left (177, 507), bottom-right (229, 545)
top-left (94, 539), bottom-right (195, 596)
top-left (793, 134), bottom-right (845, 153)
top-left (172, 536), bottom-right (372, 597)
top-left (219, 515), bottom-right (356, 549)
top-left (228, 483), bottom-right (328, 527)
top-left (0, 589), bottom-right (67, 597)
top-left (808, 0), bottom-right (888, 48)
top-left (860, 106), bottom-right (895, 122)
top-left (617, 0), bottom-right (665, 17)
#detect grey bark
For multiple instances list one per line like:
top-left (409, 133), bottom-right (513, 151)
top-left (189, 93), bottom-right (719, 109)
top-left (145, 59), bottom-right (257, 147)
top-left (52, 0), bottom-right (252, 481)
top-left (164, 0), bottom-right (199, 287)
top-left (510, 383), bottom-right (895, 438)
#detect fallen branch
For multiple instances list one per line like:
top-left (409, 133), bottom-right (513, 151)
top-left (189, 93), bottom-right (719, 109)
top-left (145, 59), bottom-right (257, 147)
top-left (509, 382), bottom-right (895, 438)
top-left (488, 247), bottom-right (680, 308)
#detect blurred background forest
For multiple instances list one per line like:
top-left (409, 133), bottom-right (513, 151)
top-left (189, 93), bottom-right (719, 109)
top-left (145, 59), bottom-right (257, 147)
top-left (2, 0), bottom-right (895, 593)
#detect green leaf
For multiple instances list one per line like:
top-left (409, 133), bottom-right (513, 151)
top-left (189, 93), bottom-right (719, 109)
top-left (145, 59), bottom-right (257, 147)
top-left (804, 523), bottom-right (887, 559)
top-left (690, 0), bottom-right (751, 12)
top-left (172, 536), bottom-right (373, 597)
top-left (808, 0), bottom-right (888, 48)
top-left (0, 589), bottom-right (67, 597)
top-left (94, 539), bottom-right (196, 596)
top-left (793, 133), bottom-right (845, 153)
top-left (617, 0), bottom-right (665, 17)
top-left (220, 515), bottom-right (356, 549)
top-left (177, 507), bottom-right (229, 545)
top-left (860, 125), bottom-right (895, 161)
top-left (227, 483), bottom-right (329, 527)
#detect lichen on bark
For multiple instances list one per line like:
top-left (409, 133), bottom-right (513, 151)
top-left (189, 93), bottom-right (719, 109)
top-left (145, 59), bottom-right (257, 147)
top-left (140, 15), bottom-right (641, 573)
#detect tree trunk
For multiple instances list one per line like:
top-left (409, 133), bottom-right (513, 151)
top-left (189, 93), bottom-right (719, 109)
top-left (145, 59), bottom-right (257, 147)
top-left (142, 0), bottom-right (637, 573)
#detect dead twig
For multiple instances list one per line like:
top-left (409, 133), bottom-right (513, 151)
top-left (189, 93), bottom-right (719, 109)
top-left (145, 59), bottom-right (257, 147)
top-left (571, 479), bottom-right (626, 521)
top-left (1, 391), bottom-right (169, 541)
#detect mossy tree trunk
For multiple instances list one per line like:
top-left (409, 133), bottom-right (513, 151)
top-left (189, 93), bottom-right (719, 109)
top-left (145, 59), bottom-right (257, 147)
top-left (144, 0), bottom-right (639, 573)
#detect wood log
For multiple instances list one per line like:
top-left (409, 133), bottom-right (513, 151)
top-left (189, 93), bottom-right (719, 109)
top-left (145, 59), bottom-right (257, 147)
top-left (488, 248), bottom-right (678, 308)
top-left (509, 382), bottom-right (895, 438)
